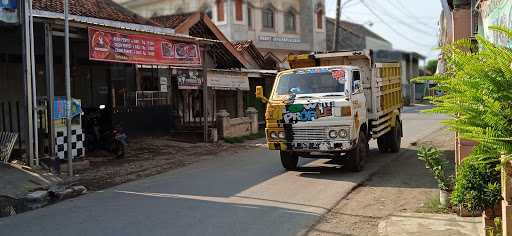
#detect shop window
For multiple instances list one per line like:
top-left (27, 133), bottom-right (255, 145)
top-left (316, 7), bottom-right (324, 30)
top-left (284, 9), bottom-right (296, 32)
top-left (216, 0), bottom-right (224, 21)
top-left (235, 0), bottom-right (243, 21)
top-left (247, 5), bottom-right (253, 28)
top-left (262, 4), bottom-right (274, 29)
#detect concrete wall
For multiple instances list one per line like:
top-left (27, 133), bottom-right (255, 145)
top-left (216, 107), bottom-right (258, 138)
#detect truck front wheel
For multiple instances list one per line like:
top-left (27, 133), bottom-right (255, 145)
top-left (280, 151), bottom-right (299, 171)
top-left (346, 131), bottom-right (369, 172)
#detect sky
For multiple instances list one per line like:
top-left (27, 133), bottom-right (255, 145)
top-left (325, 0), bottom-right (442, 61)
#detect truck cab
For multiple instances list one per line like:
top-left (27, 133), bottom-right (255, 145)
top-left (256, 51), bottom-right (403, 172)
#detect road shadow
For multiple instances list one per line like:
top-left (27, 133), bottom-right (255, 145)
top-left (296, 147), bottom-right (441, 190)
top-left (0, 187), bottom-right (321, 236)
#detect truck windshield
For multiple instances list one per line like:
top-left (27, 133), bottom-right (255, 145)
top-left (275, 69), bottom-right (346, 96)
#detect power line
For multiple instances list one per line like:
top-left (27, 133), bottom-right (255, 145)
top-left (393, 0), bottom-right (438, 31)
top-left (359, 0), bottom-right (435, 49)
top-left (370, 1), bottom-right (437, 36)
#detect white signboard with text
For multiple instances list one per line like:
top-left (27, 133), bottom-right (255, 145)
top-left (207, 72), bottom-right (250, 91)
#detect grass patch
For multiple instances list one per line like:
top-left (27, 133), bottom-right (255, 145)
top-left (416, 194), bottom-right (449, 214)
top-left (223, 131), bottom-right (266, 144)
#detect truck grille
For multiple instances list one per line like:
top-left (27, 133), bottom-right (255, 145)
top-left (291, 127), bottom-right (327, 142)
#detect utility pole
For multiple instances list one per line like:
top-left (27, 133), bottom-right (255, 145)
top-left (64, 0), bottom-right (73, 176)
top-left (21, 0), bottom-right (35, 166)
top-left (334, 0), bottom-right (342, 51)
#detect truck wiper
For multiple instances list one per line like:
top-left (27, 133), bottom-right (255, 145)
top-left (296, 95), bottom-right (316, 99)
top-left (321, 94), bottom-right (343, 97)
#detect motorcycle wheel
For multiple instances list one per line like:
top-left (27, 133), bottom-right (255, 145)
top-left (112, 141), bottom-right (125, 159)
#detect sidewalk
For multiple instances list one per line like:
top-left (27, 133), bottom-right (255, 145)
top-left (307, 127), bottom-right (480, 235)
top-left (378, 213), bottom-right (481, 236)
top-left (0, 162), bottom-right (61, 198)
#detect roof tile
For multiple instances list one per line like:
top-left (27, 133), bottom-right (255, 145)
top-left (151, 13), bottom-right (196, 29)
top-left (33, 0), bottom-right (157, 25)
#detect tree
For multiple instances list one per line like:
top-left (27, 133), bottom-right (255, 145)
top-left (426, 59), bottom-right (438, 74)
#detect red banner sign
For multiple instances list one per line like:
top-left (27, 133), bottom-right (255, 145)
top-left (88, 27), bottom-right (202, 66)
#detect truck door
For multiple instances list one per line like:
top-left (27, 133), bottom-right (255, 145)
top-left (351, 70), bottom-right (367, 135)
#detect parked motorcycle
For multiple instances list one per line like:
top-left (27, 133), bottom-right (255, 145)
top-left (83, 105), bottom-right (127, 158)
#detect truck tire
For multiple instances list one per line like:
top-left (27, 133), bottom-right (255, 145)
top-left (377, 136), bottom-right (390, 153)
top-left (377, 119), bottom-right (402, 153)
top-left (280, 151), bottom-right (299, 171)
top-left (388, 119), bottom-right (402, 153)
top-left (346, 131), bottom-right (369, 172)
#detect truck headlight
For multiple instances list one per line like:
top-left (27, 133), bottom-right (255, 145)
top-left (270, 131), bottom-right (278, 139)
top-left (278, 131), bottom-right (286, 139)
top-left (339, 129), bottom-right (348, 138)
top-left (328, 130), bottom-right (338, 139)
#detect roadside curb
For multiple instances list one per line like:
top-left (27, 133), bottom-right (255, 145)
top-left (0, 184), bottom-right (88, 218)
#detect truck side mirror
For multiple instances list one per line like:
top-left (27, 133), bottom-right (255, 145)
top-left (255, 86), bottom-right (268, 103)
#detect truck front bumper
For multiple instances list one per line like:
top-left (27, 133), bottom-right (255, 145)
top-left (267, 140), bottom-right (356, 152)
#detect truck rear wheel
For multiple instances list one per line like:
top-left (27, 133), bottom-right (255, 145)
top-left (377, 136), bottom-right (390, 153)
top-left (388, 120), bottom-right (402, 153)
top-left (377, 119), bottom-right (402, 153)
top-left (280, 151), bottom-right (299, 171)
top-left (346, 131), bottom-right (369, 172)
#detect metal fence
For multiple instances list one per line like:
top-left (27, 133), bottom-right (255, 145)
top-left (0, 101), bottom-right (22, 149)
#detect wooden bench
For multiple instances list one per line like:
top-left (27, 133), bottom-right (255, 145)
top-left (0, 132), bottom-right (18, 163)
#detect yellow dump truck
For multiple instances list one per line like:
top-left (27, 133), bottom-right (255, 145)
top-left (256, 50), bottom-right (402, 172)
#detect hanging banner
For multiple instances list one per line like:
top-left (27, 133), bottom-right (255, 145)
top-left (0, 0), bottom-right (16, 9)
top-left (0, 0), bottom-right (17, 24)
top-left (88, 27), bottom-right (202, 66)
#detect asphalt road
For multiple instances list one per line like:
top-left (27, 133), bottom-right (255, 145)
top-left (0, 105), bottom-right (446, 236)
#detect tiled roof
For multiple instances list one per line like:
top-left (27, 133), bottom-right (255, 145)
top-left (327, 17), bottom-right (390, 43)
top-left (33, 0), bottom-right (157, 25)
top-left (151, 13), bottom-right (196, 29)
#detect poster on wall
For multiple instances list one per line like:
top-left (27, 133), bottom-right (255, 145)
top-left (177, 70), bottom-right (203, 90)
top-left (88, 27), bottom-right (202, 66)
top-left (483, 0), bottom-right (512, 47)
top-left (53, 97), bottom-right (82, 120)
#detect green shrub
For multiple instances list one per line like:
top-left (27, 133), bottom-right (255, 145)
top-left (451, 157), bottom-right (501, 212)
top-left (417, 146), bottom-right (452, 191)
top-left (417, 26), bottom-right (512, 211)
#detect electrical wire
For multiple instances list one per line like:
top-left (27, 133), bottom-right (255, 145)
top-left (392, 0), bottom-right (438, 31)
top-left (369, 1), bottom-right (437, 36)
top-left (359, 0), bottom-right (435, 49)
